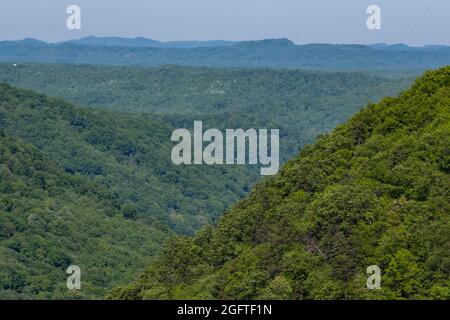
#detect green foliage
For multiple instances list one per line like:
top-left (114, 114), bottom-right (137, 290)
top-left (110, 67), bottom-right (450, 300)
top-left (0, 134), bottom-right (164, 299)
top-left (1, 61), bottom-right (447, 300)
top-left (0, 83), bottom-right (254, 298)
top-left (0, 63), bottom-right (415, 162)
top-left (0, 64), bottom-right (415, 299)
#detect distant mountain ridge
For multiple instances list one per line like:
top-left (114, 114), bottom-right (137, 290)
top-left (1, 37), bottom-right (450, 70)
top-left (0, 81), bottom-right (258, 298)
top-left (5, 36), bottom-right (450, 51)
top-left (0, 63), bottom-right (416, 299)
top-left (64, 36), bottom-right (238, 49)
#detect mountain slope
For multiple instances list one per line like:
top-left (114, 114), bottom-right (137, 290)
top-left (65, 36), bottom-right (237, 49)
top-left (0, 133), bottom-right (164, 299)
top-left (109, 66), bottom-right (450, 300)
top-left (0, 83), bottom-right (256, 234)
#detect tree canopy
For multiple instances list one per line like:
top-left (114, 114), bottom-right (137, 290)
top-left (108, 67), bottom-right (450, 300)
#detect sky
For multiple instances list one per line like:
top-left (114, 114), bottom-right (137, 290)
top-left (0, 0), bottom-right (449, 45)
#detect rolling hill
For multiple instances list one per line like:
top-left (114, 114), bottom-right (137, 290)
top-left (0, 83), bottom-right (257, 233)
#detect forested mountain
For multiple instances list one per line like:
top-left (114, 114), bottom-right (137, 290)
top-left (0, 133), bottom-right (163, 299)
top-left (1, 38), bottom-right (450, 70)
top-left (0, 63), bottom-right (415, 161)
top-left (0, 83), bottom-right (256, 233)
top-left (1, 60), bottom-right (445, 300)
top-left (66, 38), bottom-right (449, 51)
top-left (108, 67), bottom-right (450, 300)
top-left (0, 83), bottom-right (259, 298)
top-left (0, 63), bottom-right (418, 299)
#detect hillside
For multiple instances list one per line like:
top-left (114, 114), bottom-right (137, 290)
top-left (0, 83), bottom-right (260, 298)
top-left (108, 67), bottom-right (450, 300)
top-left (0, 133), bottom-right (165, 299)
top-left (0, 63), bottom-right (415, 161)
top-left (1, 39), bottom-right (450, 70)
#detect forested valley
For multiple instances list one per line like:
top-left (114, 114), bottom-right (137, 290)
top-left (1, 38), bottom-right (450, 70)
top-left (0, 63), bottom-right (416, 161)
top-left (109, 67), bottom-right (450, 300)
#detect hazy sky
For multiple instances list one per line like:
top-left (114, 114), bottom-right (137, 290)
top-left (0, 0), bottom-right (449, 45)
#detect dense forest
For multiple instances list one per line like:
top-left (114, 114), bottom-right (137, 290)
top-left (0, 83), bottom-right (259, 298)
top-left (65, 36), bottom-right (237, 49)
top-left (0, 83), bottom-right (258, 232)
top-left (0, 133), bottom-right (164, 299)
top-left (1, 38), bottom-right (450, 70)
top-left (108, 67), bottom-right (450, 300)
top-left (0, 63), bottom-right (415, 161)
